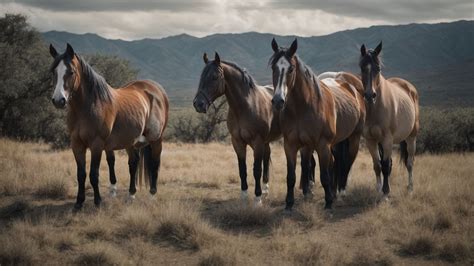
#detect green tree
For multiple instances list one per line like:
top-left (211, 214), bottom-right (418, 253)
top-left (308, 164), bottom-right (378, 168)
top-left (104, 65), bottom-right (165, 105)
top-left (84, 54), bottom-right (138, 88)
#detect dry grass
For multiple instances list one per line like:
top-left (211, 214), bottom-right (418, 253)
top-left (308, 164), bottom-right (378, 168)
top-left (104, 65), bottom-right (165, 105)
top-left (0, 138), bottom-right (473, 265)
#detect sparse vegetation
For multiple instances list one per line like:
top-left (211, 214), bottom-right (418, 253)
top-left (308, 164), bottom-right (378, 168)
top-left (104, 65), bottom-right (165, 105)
top-left (0, 138), bottom-right (472, 264)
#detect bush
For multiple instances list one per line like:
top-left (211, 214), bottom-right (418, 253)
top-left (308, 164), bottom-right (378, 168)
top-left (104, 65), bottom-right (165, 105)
top-left (418, 107), bottom-right (474, 153)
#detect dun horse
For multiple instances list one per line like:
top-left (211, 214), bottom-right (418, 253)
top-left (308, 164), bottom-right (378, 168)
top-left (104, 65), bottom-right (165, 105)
top-left (270, 39), bottom-right (365, 209)
top-left (193, 52), bottom-right (283, 204)
top-left (49, 43), bottom-right (169, 210)
top-left (359, 42), bottom-right (419, 195)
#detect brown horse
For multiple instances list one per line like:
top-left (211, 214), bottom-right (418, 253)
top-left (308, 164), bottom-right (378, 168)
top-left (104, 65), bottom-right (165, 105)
top-left (270, 39), bottom-right (365, 209)
top-left (193, 52), bottom-right (283, 205)
top-left (359, 42), bottom-right (419, 195)
top-left (49, 43), bottom-right (169, 210)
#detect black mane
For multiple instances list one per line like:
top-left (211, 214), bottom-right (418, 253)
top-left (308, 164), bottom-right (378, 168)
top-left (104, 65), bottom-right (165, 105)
top-left (78, 56), bottom-right (113, 103)
top-left (222, 60), bottom-right (257, 89)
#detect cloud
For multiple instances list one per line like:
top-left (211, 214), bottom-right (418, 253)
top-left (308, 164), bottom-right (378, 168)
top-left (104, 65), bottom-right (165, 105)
top-left (0, 0), bottom-right (471, 40)
top-left (268, 0), bottom-right (473, 23)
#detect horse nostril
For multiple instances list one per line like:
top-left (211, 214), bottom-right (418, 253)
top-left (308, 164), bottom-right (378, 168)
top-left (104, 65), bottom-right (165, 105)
top-left (372, 93), bottom-right (377, 98)
top-left (51, 98), bottom-right (55, 105)
top-left (59, 98), bottom-right (66, 106)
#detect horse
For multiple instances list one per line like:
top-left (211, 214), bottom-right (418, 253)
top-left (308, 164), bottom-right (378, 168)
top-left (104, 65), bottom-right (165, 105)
top-left (193, 52), bottom-right (315, 205)
top-left (359, 42), bottom-right (419, 195)
top-left (49, 43), bottom-right (169, 210)
top-left (269, 38), bottom-right (365, 209)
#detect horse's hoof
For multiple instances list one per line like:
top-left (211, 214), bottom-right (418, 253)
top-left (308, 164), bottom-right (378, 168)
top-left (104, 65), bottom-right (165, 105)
top-left (262, 183), bottom-right (270, 195)
top-left (324, 202), bottom-right (333, 210)
top-left (382, 195), bottom-right (390, 202)
top-left (284, 206), bottom-right (293, 213)
top-left (94, 198), bottom-right (102, 207)
top-left (240, 190), bottom-right (248, 201)
top-left (127, 194), bottom-right (136, 203)
top-left (254, 196), bottom-right (263, 207)
top-left (339, 189), bottom-right (347, 197)
top-left (73, 203), bottom-right (83, 211)
top-left (109, 184), bottom-right (117, 197)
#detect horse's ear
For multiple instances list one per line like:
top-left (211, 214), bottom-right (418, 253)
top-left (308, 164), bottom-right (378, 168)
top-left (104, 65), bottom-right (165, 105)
top-left (203, 53), bottom-right (209, 64)
top-left (66, 43), bottom-right (75, 58)
top-left (374, 41), bottom-right (382, 56)
top-left (214, 52), bottom-right (221, 65)
top-left (271, 38), bottom-right (279, 53)
top-left (49, 44), bottom-right (58, 58)
top-left (287, 38), bottom-right (298, 57)
top-left (360, 44), bottom-right (367, 56)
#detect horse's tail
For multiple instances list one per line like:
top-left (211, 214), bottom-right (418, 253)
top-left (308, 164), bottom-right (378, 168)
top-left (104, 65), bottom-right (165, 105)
top-left (136, 145), bottom-right (151, 189)
top-left (399, 141), bottom-right (409, 167)
top-left (333, 139), bottom-right (351, 190)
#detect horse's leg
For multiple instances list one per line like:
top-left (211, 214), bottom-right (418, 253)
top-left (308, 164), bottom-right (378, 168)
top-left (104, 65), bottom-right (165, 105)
top-left (300, 146), bottom-right (313, 198)
top-left (317, 142), bottom-right (335, 209)
top-left (405, 136), bottom-right (416, 192)
top-left (126, 147), bottom-right (140, 199)
top-left (89, 144), bottom-right (104, 207)
top-left (367, 140), bottom-right (382, 192)
top-left (72, 142), bottom-right (86, 210)
top-left (284, 140), bottom-right (299, 210)
top-left (252, 140), bottom-right (264, 206)
top-left (310, 154), bottom-right (316, 188)
top-left (106, 150), bottom-right (117, 197)
top-left (148, 140), bottom-right (163, 197)
top-left (262, 143), bottom-right (271, 195)
top-left (339, 134), bottom-right (362, 195)
top-left (380, 137), bottom-right (393, 196)
top-left (232, 138), bottom-right (248, 200)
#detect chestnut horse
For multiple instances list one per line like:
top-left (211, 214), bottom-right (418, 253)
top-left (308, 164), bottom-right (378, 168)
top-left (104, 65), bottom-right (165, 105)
top-left (194, 52), bottom-right (317, 205)
top-left (359, 42), bottom-right (419, 195)
top-left (49, 43), bottom-right (169, 210)
top-left (270, 39), bottom-right (365, 209)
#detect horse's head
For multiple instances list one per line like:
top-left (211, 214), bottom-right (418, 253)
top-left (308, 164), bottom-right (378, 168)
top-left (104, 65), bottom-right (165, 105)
top-left (269, 38), bottom-right (298, 111)
top-left (359, 41), bottom-right (382, 104)
top-left (49, 43), bottom-right (81, 109)
top-left (193, 52), bottom-right (226, 113)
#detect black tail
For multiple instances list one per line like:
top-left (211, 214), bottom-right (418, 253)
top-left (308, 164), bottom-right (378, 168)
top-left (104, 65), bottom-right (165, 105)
top-left (141, 145), bottom-right (153, 188)
top-left (333, 139), bottom-right (350, 191)
top-left (399, 141), bottom-right (408, 167)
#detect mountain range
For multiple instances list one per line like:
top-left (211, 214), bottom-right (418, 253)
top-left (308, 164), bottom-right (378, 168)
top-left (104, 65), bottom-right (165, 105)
top-left (42, 20), bottom-right (474, 107)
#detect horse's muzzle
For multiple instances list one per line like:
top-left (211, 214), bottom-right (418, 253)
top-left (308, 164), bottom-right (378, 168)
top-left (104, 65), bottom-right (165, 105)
top-left (193, 98), bottom-right (208, 114)
top-left (52, 97), bottom-right (66, 109)
top-left (272, 97), bottom-right (285, 111)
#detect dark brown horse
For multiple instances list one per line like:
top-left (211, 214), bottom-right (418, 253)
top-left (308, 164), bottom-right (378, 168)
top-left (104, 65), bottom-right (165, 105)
top-left (270, 39), bottom-right (365, 209)
top-left (359, 42), bottom-right (419, 195)
top-left (49, 43), bottom-right (169, 210)
top-left (193, 52), bottom-right (283, 205)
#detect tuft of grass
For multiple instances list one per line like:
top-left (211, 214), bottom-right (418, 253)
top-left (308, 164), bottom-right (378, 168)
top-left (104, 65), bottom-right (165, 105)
top-left (117, 207), bottom-right (155, 238)
top-left (0, 234), bottom-right (37, 265)
top-left (344, 184), bottom-right (381, 207)
top-left (34, 177), bottom-right (69, 199)
top-left (74, 243), bottom-right (124, 266)
top-left (292, 241), bottom-right (327, 266)
top-left (215, 203), bottom-right (275, 228)
top-left (154, 201), bottom-right (216, 251)
top-left (438, 239), bottom-right (470, 262)
top-left (349, 251), bottom-right (393, 266)
top-left (400, 233), bottom-right (436, 256)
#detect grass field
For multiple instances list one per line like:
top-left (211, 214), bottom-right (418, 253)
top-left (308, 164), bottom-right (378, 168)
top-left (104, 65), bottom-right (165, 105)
top-left (0, 138), bottom-right (472, 265)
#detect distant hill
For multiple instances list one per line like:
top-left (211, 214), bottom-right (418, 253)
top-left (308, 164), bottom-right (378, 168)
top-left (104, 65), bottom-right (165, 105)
top-left (43, 20), bottom-right (474, 107)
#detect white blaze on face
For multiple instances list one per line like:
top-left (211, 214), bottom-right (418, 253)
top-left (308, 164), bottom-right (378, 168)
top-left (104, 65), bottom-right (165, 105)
top-left (275, 57), bottom-right (290, 100)
top-left (52, 60), bottom-right (68, 102)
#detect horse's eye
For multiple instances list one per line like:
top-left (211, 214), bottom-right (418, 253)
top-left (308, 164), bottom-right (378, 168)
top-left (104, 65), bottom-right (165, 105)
top-left (288, 65), bottom-right (294, 73)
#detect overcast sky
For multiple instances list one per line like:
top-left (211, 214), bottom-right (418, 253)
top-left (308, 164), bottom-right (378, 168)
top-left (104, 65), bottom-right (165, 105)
top-left (0, 0), bottom-right (472, 40)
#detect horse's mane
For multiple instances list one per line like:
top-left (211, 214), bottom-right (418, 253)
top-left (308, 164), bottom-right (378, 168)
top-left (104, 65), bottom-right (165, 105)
top-left (78, 56), bottom-right (113, 103)
top-left (269, 51), bottom-right (321, 98)
top-left (222, 60), bottom-right (257, 90)
top-left (294, 55), bottom-right (322, 98)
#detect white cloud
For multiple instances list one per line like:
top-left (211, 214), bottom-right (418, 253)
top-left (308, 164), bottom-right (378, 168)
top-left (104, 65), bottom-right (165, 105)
top-left (0, 1), bottom-right (470, 40)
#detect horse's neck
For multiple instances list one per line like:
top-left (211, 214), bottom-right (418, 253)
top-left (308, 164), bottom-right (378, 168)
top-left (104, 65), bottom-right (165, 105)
top-left (69, 80), bottom-right (114, 117)
top-left (368, 74), bottom-right (390, 115)
top-left (222, 64), bottom-right (252, 112)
